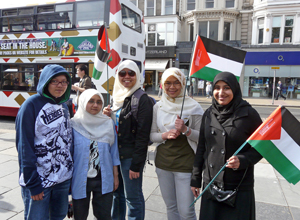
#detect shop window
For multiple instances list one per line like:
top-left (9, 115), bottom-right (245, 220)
top-left (223, 22), bottom-right (231, 40)
top-left (249, 77), bottom-right (272, 98)
top-left (284, 16), bottom-right (293, 43)
top-left (271, 17), bottom-right (281, 43)
top-left (258, 17), bottom-right (264, 44)
top-left (187, 0), bottom-right (195, 10)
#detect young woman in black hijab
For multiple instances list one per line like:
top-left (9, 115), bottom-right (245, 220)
top-left (191, 72), bottom-right (263, 220)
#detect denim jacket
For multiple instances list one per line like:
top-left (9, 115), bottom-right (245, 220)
top-left (71, 129), bottom-right (120, 199)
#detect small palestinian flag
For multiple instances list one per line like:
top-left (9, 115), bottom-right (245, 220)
top-left (247, 106), bottom-right (300, 185)
top-left (93, 25), bottom-right (111, 80)
top-left (189, 35), bottom-right (247, 82)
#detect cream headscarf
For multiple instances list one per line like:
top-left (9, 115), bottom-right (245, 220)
top-left (71, 89), bottom-right (115, 145)
top-left (157, 68), bottom-right (204, 132)
top-left (112, 60), bottom-right (141, 111)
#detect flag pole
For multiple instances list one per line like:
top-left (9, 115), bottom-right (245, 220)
top-left (179, 76), bottom-right (188, 119)
top-left (105, 22), bottom-right (110, 106)
top-left (190, 140), bottom-right (248, 207)
top-left (179, 35), bottom-right (198, 118)
top-left (106, 61), bottom-right (109, 106)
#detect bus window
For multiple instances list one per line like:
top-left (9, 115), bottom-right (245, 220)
top-left (2, 8), bottom-right (34, 32)
top-left (56, 4), bottom-right (73, 12)
top-left (2, 65), bottom-right (36, 91)
top-left (9, 17), bottom-right (33, 32)
top-left (37, 4), bottom-right (73, 30)
top-left (76, 1), bottom-right (105, 28)
top-left (121, 4), bottom-right (141, 33)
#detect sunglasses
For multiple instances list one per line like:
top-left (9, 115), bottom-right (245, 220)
top-left (119, 70), bottom-right (136, 77)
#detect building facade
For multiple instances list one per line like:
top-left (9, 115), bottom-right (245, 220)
top-left (130, 0), bottom-right (179, 92)
top-left (133, 0), bottom-right (300, 99)
top-left (242, 0), bottom-right (300, 98)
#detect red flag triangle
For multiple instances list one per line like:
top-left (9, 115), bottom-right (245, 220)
top-left (98, 26), bottom-right (110, 53)
top-left (189, 35), bottom-right (211, 77)
top-left (248, 106), bottom-right (282, 141)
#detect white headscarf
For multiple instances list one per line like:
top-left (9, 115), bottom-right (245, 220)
top-left (112, 60), bottom-right (141, 111)
top-left (71, 89), bottom-right (115, 145)
top-left (157, 68), bottom-right (204, 132)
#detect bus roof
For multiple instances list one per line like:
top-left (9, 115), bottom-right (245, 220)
top-left (1, 0), bottom-right (87, 9)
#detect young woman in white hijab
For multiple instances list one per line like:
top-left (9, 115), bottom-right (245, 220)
top-left (103, 60), bottom-right (153, 220)
top-left (71, 89), bottom-right (120, 220)
top-left (150, 68), bottom-right (204, 220)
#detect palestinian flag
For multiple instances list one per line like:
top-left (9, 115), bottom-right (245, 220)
top-left (189, 35), bottom-right (247, 82)
top-left (93, 25), bottom-right (111, 80)
top-left (247, 106), bottom-right (300, 185)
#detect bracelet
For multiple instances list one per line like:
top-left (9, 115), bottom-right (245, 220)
top-left (182, 126), bottom-right (190, 135)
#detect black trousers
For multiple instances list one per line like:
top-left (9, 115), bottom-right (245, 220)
top-left (275, 90), bottom-right (286, 100)
top-left (73, 174), bottom-right (113, 220)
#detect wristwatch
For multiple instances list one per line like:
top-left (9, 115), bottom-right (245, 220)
top-left (182, 126), bottom-right (190, 135)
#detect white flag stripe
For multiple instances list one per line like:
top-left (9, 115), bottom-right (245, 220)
top-left (94, 59), bottom-right (106, 72)
top-left (271, 128), bottom-right (300, 170)
top-left (206, 52), bottom-right (243, 76)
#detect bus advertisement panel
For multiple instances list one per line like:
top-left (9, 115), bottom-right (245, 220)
top-left (0, 0), bottom-right (145, 117)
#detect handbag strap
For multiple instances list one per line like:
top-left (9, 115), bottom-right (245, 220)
top-left (235, 167), bottom-right (248, 190)
top-left (207, 157), bottom-right (249, 191)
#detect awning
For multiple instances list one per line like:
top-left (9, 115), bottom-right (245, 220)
top-left (145, 59), bottom-right (169, 71)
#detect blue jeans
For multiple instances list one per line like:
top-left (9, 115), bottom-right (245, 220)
top-left (112, 158), bottom-right (145, 220)
top-left (21, 179), bottom-right (71, 220)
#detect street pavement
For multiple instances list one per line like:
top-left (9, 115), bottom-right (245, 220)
top-left (0, 96), bottom-right (300, 220)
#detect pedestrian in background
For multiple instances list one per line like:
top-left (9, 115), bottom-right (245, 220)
top-left (16, 64), bottom-right (73, 220)
top-left (158, 82), bottom-right (162, 98)
top-left (189, 81), bottom-right (194, 99)
top-left (275, 81), bottom-right (286, 100)
top-left (72, 64), bottom-right (93, 110)
top-left (150, 68), bottom-right (204, 220)
top-left (206, 82), bottom-right (212, 98)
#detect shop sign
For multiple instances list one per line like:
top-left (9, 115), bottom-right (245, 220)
top-left (146, 46), bottom-right (176, 58)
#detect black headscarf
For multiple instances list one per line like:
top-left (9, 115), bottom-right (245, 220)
top-left (211, 72), bottom-right (250, 124)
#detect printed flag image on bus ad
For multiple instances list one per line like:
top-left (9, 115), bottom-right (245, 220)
top-left (0, 36), bottom-right (97, 57)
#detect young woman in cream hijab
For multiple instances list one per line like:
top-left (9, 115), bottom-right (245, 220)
top-left (71, 89), bottom-right (120, 220)
top-left (150, 67), bottom-right (204, 220)
top-left (103, 60), bottom-right (153, 220)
